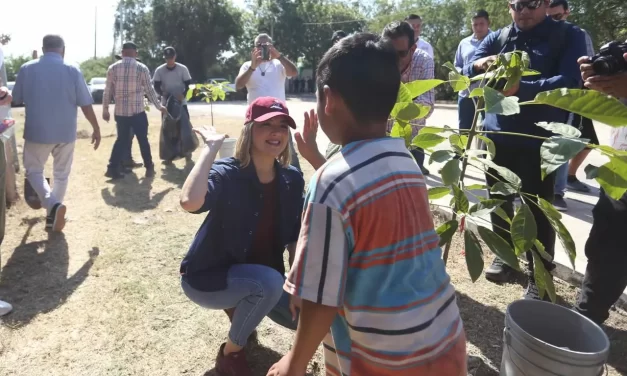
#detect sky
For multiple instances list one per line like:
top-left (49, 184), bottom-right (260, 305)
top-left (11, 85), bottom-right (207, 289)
top-left (2, 0), bottom-right (247, 65)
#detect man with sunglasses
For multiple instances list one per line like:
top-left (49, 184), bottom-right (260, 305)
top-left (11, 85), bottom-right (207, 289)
top-left (548, 0), bottom-right (599, 211)
top-left (463, 0), bottom-right (588, 300)
top-left (382, 21), bottom-right (435, 175)
top-left (235, 33), bottom-right (301, 169)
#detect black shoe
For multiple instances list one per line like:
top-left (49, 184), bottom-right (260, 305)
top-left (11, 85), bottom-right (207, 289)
top-left (567, 176), bottom-right (591, 193)
top-left (105, 170), bottom-right (124, 179)
top-left (145, 167), bottom-right (155, 178)
top-left (524, 276), bottom-right (553, 301)
top-left (122, 160), bottom-right (143, 169)
top-left (162, 160), bottom-right (173, 166)
top-left (553, 194), bottom-right (568, 212)
top-left (47, 203), bottom-right (66, 232)
top-left (485, 257), bottom-right (516, 283)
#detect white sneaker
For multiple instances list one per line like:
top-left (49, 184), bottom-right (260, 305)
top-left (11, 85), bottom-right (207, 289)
top-left (0, 300), bottom-right (13, 316)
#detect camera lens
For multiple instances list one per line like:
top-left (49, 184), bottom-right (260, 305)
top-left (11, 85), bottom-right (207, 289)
top-left (592, 56), bottom-right (618, 76)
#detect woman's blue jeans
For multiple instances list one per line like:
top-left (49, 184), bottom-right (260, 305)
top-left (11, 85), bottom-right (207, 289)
top-left (181, 264), bottom-right (298, 347)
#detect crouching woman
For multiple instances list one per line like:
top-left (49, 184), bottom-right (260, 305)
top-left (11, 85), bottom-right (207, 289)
top-left (179, 97), bottom-right (304, 376)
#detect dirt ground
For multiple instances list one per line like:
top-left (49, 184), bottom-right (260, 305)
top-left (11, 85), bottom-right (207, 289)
top-left (0, 107), bottom-right (625, 376)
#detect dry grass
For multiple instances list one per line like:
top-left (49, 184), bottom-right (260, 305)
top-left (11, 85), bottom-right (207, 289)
top-left (0, 108), bottom-right (625, 376)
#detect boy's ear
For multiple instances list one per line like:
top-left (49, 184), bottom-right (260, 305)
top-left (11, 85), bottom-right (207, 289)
top-left (323, 85), bottom-right (334, 116)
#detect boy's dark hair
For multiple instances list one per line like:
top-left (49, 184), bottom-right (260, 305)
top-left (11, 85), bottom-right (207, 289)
top-left (405, 14), bottom-right (421, 21)
top-left (549, 0), bottom-right (569, 9)
top-left (316, 33), bottom-right (400, 125)
top-left (382, 21), bottom-right (415, 48)
top-left (472, 10), bottom-right (490, 21)
top-left (331, 30), bottom-right (347, 43)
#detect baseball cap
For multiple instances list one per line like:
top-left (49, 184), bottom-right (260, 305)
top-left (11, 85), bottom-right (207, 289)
top-left (245, 97), bottom-right (296, 129)
top-left (122, 41), bottom-right (137, 50)
top-left (164, 46), bottom-right (176, 57)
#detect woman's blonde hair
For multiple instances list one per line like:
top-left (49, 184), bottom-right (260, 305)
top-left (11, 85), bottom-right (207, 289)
top-left (235, 121), bottom-right (292, 168)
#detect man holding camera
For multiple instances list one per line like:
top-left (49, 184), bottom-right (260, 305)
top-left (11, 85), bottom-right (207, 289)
top-left (464, 0), bottom-right (588, 299)
top-left (235, 33), bottom-right (300, 169)
top-left (574, 48), bottom-right (627, 325)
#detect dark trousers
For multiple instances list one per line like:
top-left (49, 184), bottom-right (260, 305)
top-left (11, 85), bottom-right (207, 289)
top-left (125, 127), bottom-right (135, 163)
top-left (576, 190), bottom-right (627, 325)
top-left (108, 112), bottom-right (153, 172)
top-left (458, 96), bottom-right (475, 131)
top-left (486, 143), bottom-right (556, 272)
top-left (410, 148), bottom-right (426, 167)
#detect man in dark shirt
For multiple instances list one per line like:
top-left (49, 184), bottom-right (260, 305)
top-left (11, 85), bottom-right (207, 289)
top-left (463, 0), bottom-right (587, 299)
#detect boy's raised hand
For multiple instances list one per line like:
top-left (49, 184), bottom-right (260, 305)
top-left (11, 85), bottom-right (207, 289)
top-left (295, 110), bottom-right (326, 170)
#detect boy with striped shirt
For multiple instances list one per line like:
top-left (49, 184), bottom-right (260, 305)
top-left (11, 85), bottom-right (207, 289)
top-left (267, 33), bottom-right (466, 376)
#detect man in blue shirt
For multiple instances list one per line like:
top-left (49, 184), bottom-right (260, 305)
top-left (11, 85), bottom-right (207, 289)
top-left (455, 10), bottom-right (492, 130)
top-left (463, 0), bottom-right (587, 299)
top-left (12, 35), bottom-right (101, 232)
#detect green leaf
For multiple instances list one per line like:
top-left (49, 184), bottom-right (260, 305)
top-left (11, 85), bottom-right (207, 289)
top-left (396, 82), bottom-right (412, 103)
top-left (537, 197), bottom-right (562, 222)
top-left (534, 239), bottom-right (552, 262)
top-left (464, 230), bottom-right (484, 282)
top-left (441, 159), bottom-right (461, 186)
top-left (536, 122), bottom-right (582, 138)
top-left (465, 184), bottom-right (487, 191)
top-left (469, 88), bottom-right (483, 98)
top-left (595, 156), bottom-right (627, 200)
top-left (419, 126), bottom-right (448, 135)
top-left (436, 220), bottom-right (458, 247)
top-left (474, 158), bottom-right (522, 189)
top-left (593, 145), bottom-right (627, 158)
top-left (452, 185), bottom-right (470, 213)
top-left (186, 87), bottom-right (194, 101)
top-left (550, 217), bottom-right (577, 269)
top-left (540, 136), bottom-right (588, 177)
top-left (449, 134), bottom-right (469, 151)
top-left (392, 102), bottom-right (431, 121)
top-left (490, 181), bottom-right (518, 196)
top-left (531, 250), bottom-right (556, 302)
top-left (511, 204), bottom-right (537, 255)
top-left (469, 199), bottom-right (506, 217)
top-left (471, 69), bottom-right (540, 81)
top-left (476, 135), bottom-right (496, 159)
top-left (466, 149), bottom-right (490, 158)
top-left (483, 86), bottom-right (520, 116)
top-left (444, 62), bottom-right (471, 92)
top-left (523, 88), bottom-right (627, 127)
top-left (412, 133), bottom-right (447, 150)
top-left (429, 150), bottom-right (454, 164)
top-left (428, 187), bottom-right (450, 200)
top-left (404, 79), bottom-right (446, 97)
top-left (477, 226), bottom-right (520, 271)
top-left (493, 206), bottom-right (512, 224)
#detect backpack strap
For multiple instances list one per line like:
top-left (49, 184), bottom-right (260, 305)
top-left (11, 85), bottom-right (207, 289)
top-left (495, 24), bottom-right (514, 54)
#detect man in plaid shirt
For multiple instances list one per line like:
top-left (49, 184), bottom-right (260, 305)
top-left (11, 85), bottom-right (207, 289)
top-left (383, 21), bottom-right (435, 175)
top-left (103, 41), bottom-right (166, 179)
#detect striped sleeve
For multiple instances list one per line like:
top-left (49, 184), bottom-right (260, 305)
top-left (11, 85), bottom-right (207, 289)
top-left (284, 202), bottom-right (348, 308)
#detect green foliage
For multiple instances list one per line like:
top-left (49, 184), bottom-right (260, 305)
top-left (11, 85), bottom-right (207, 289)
top-left (464, 229), bottom-right (484, 282)
top-left (3, 55), bottom-right (31, 81)
top-left (80, 57), bottom-right (114, 82)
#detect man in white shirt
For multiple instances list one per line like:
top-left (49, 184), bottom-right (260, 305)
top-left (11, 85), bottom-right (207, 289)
top-left (405, 14), bottom-right (435, 58)
top-left (0, 45), bottom-right (13, 317)
top-left (235, 33), bottom-right (301, 169)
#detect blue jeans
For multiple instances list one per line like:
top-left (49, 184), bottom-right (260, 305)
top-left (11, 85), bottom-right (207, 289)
top-left (108, 112), bottom-right (153, 172)
top-left (458, 96), bottom-right (475, 131)
top-left (410, 148), bottom-right (425, 167)
top-left (555, 162), bottom-right (569, 196)
top-left (181, 264), bottom-right (297, 347)
top-left (126, 127), bottom-right (135, 163)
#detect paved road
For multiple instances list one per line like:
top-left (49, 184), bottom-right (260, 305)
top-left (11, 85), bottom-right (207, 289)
top-left (192, 98), bottom-right (625, 299)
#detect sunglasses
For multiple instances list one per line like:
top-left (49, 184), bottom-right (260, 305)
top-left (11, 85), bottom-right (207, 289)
top-left (509, 0), bottom-right (544, 12)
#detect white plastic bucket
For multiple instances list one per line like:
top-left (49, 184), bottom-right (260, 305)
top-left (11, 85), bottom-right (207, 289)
top-left (219, 138), bottom-right (237, 159)
top-left (501, 300), bottom-right (609, 376)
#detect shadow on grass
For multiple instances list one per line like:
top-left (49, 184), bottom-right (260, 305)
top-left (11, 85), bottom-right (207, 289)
top-left (0, 218), bottom-right (99, 328)
top-left (101, 172), bottom-right (173, 212)
top-left (458, 292), bottom-right (627, 375)
top-left (202, 342), bottom-right (319, 376)
top-left (160, 159), bottom-right (194, 189)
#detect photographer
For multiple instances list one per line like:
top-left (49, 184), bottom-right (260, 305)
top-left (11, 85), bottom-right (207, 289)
top-left (574, 49), bottom-right (627, 325)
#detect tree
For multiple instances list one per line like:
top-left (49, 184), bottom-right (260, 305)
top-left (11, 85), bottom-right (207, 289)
top-left (115, 0), bottom-right (164, 71)
top-left (80, 57), bottom-right (115, 82)
top-left (0, 34), bottom-right (10, 46)
top-left (4, 55), bottom-right (32, 81)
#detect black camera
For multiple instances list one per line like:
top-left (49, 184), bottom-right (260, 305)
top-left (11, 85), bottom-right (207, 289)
top-left (590, 41), bottom-right (627, 76)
